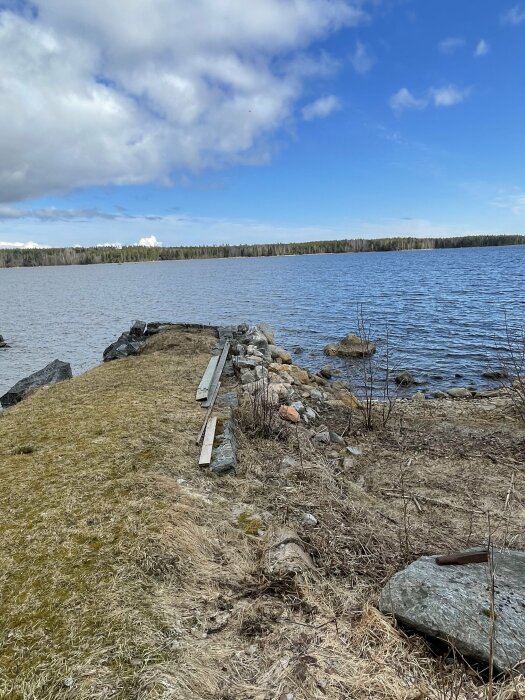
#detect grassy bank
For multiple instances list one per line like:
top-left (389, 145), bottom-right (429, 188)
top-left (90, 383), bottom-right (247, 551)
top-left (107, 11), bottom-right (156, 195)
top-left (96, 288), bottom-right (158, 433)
top-left (0, 326), bottom-right (524, 698)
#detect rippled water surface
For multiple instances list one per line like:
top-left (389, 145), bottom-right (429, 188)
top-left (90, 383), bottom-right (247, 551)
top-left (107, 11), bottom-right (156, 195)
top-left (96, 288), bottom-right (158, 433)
top-left (1, 246), bottom-right (524, 397)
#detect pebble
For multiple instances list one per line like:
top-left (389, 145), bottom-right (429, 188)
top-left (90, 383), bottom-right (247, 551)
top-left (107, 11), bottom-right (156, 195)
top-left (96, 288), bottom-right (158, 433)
top-left (313, 431), bottom-right (330, 444)
top-left (302, 513), bottom-right (318, 527)
top-left (329, 431), bottom-right (345, 445)
top-left (346, 446), bottom-right (362, 456)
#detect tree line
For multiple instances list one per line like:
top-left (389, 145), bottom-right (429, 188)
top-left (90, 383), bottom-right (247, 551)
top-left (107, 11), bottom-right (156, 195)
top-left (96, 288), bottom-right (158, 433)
top-left (0, 234), bottom-right (523, 268)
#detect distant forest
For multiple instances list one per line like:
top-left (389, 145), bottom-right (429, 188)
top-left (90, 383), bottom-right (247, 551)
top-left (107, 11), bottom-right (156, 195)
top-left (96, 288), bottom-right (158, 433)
top-left (0, 234), bottom-right (523, 268)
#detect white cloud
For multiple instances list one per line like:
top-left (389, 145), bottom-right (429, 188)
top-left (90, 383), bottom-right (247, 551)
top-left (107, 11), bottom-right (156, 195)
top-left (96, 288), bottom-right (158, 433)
top-left (137, 235), bottom-right (162, 247)
top-left (501, 5), bottom-right (525, 25)
top-left (474, 39), bottom-right (489, 57)
top-left (0, 240), bottom-right (50, 249)
top-left (438, 37), bottom-right (465, 54)
top-left (0, 1), bottom-right (366, 204)
top-left (302, 94), bottom-right (341, 120)
top-left (491, 190), bottom-right (525, 214)
top-left (430, 84), bottom-right (470, 107)
top-left (389, 88), bottom-right (428, 114)
top-left (390, 85), bottom-right (469, 113)
top-left (349, 40), bottom-right (375, 74)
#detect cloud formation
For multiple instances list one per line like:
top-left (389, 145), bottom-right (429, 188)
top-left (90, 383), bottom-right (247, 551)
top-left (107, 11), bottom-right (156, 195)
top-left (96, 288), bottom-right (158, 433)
top-left (474, 39), bottom-right (489, 57)
top-left (349, 40), bottom-right (375, 73)
top-left (0, 1), bottom-right (365, 204)
top-left (390, 85), bottom-right (470, 113)
top-left (0, 240), bottom-right (50, 249)
top-left (137, 235), bottom-right (162, 247)
top-left (302, 94), bottom-right (341, 120)
top-left (501, 5), bottom-right (525, 25)
top-left (438, 37), bottom-right (465, 54)
top-left (389, 88), bottom-right (427, 114)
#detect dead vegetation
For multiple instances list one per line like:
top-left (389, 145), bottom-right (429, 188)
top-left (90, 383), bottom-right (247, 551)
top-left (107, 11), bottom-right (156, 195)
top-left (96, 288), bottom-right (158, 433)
top-left (0, 326), bottom-right (524, 699)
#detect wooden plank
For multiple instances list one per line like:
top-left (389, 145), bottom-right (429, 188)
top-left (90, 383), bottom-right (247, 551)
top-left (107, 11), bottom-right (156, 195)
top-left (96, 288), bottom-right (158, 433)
top-left (203, 341), bottom-right (230, 408)
top-left (196, 355), bottom-right (219, 401)
top-left (195, 381), bottom-right (221, 445)
top-left (198, 416), bottom-right (217, 467)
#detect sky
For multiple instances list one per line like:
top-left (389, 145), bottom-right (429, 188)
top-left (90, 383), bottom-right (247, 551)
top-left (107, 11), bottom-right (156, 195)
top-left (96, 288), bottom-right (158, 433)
top-left (1, 0), bottom-right (525, 249)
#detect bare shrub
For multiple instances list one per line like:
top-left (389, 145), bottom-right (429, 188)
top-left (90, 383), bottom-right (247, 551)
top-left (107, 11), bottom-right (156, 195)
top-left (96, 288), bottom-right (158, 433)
top-left (345, 304), bottom-right (399, 432)
top-left (496, 317), bottom-right (525, 422)
top-left (234, 381), bottom-right (285, 439)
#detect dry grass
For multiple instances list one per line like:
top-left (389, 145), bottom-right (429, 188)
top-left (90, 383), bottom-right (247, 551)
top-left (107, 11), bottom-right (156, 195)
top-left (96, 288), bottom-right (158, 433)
top-left (1, 328), bottom-right (524, 699)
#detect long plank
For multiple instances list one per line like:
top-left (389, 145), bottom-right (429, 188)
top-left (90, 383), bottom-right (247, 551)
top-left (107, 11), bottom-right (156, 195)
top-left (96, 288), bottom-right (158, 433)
top-left (196, 355), bottom-right (219, 401)
top-left (195, 381), bottom-right (221, 445)
top-left (198, 416), bottom-right (217, 467)
top-left (203, 341), bottom-right (230, 408)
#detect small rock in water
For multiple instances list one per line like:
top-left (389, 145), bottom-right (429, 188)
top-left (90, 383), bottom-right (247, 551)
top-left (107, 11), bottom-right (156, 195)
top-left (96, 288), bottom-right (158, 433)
top-left (395, 371), bottom-right (415, 387)
top-left (481, 370), bottom-right (508, 380)
top-left (292, 346), bottom-right (304, 355)
top-left (320, 365), bottom-right (335, 379)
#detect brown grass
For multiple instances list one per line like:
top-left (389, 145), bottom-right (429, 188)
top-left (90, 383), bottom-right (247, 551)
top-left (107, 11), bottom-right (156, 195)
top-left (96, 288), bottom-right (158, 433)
top-left (1, 328), bottom-right (524, 699)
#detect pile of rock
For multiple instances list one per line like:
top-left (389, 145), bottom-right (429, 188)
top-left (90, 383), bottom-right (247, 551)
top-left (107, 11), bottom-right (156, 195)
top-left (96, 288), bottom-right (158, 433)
top-left (233, 324), bottom-right (362, 433)
top-left (103, 320), bottom-right (148, 362)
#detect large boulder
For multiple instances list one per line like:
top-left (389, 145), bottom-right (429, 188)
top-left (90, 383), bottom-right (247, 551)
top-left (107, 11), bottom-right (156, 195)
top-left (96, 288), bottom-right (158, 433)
top-left (269, 345), bottom-right (292, 364)
top-left (324, 334), bottom-right (376, 358)
top-left (379, 550), bottom-right (525, 674)
top-left (103, 332), bottom-right (146, 362)
top-left (129, 320), bottom-right (147, 337)
top-left (1, 359), bottom-right (72, 408)
top-left (256, 322), bottom-right (275, 344)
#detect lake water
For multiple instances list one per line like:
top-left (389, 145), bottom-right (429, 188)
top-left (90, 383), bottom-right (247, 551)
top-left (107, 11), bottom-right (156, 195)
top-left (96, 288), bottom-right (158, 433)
top-left (1, 246), bottom-right (524, 398)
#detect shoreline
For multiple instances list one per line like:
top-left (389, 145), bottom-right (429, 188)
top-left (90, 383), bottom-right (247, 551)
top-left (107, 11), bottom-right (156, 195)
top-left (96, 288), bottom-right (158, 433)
top-left (0, 322), bottom-right (523, 697)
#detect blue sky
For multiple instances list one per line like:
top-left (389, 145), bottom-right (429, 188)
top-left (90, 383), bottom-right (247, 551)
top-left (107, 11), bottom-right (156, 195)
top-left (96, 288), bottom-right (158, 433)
top-left (1, 0), bottom-right (525, 249)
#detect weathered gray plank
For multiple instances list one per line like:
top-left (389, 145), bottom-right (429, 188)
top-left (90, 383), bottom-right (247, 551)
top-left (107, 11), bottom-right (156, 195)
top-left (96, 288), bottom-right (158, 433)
top-left (203, 341), bottom-right (230, 408)
top-left (198, 416), bottom-right (217, 467)
top-left (196, 355), bottom-right (219, 401)
top-left (195, 381), bottom-right (221, 445)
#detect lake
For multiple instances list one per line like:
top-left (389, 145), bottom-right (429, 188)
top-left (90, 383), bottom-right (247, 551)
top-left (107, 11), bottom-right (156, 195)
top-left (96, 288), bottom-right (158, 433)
top-left (1, 245), bottom-right (524, 399)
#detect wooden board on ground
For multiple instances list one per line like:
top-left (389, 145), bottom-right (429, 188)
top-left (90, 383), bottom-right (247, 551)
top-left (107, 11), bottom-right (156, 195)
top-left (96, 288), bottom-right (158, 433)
top-left (198, 416), bottom-right (217, 467)
top-left (203, 341), bottom-right (230, 408)
top-left (195, 381), bottom-right (221, 445)
top-left (196, 355), bottom-right (219, 401)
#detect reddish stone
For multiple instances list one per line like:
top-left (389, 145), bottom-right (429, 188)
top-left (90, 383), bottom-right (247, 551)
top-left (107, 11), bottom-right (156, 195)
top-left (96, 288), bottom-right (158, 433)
top-left (279, 405), bottom-right (300, 423)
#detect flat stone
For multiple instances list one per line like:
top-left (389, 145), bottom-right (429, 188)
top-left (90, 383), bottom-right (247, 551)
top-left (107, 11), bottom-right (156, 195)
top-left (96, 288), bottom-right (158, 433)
top-left (313, 431), bottom-right (330, 444)
top-left (379, 550), bottom-right (525, 674)
top-left (346, 446), bottom-right (362, 456)
top-left (288, 365), bottom-right (310, 385)
top-left (447, 387), bottom-right (473, 398)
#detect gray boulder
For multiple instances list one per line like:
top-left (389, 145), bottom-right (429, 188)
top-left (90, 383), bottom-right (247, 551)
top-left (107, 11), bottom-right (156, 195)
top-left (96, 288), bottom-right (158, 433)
top-left (269, 344), bottom-right (292, 364)
top-left (210, 420), bottom-right (237, 474)
top-left (379, 550), bottom-right (525, 674)
top-left (324, 334), bottom-right (376, 358)
top-left (130, 320), bottom-right (147, 337)
top-left (103, 332), bottom-right (146, 362)
top-left (395, 371), bottom-right (415, 387)
top-left (1, 359), bottom-right (72, 408)
top-left (447, 387), bottom-right (473, 398)
top-left (256, 322), bottom-right (275, 344)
